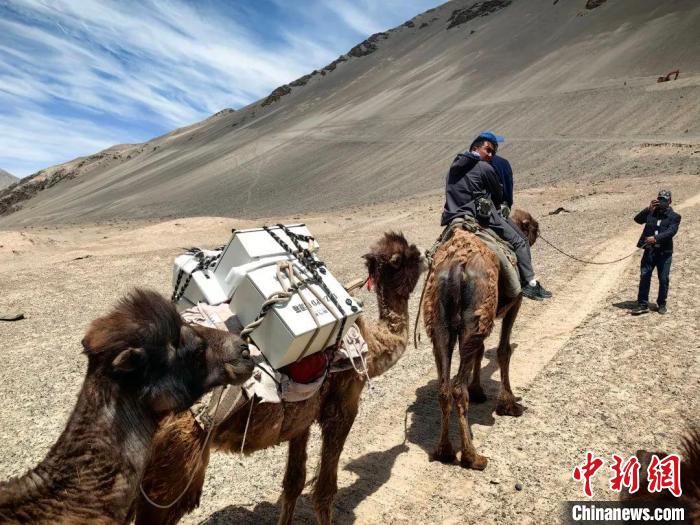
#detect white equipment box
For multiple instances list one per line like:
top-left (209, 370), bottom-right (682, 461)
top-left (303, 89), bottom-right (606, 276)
top-left (172, 224), bottom-right (362, 369)
top-left (231, 258), bottom-right (362, 369)
top-left (172, 249), bottom-right (227, 308)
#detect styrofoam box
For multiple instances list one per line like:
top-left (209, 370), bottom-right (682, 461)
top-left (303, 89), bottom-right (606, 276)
top-left (214, 225), bottom-right (318, 297)
top-left (172, 251), bottom-right (228, 310)
top-left (230, 259), bottom-right (362, 369)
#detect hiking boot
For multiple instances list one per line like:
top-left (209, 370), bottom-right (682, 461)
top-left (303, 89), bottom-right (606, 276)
top-left (522, 282), bottom-right (551, 300)
top-left (631, 303), bottom-right (650, 315)
top-left (657, 304), bottom-right (667, 315)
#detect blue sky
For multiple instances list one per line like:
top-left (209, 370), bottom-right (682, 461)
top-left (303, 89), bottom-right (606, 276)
top-left (0, 0), bottom-right (439, 178)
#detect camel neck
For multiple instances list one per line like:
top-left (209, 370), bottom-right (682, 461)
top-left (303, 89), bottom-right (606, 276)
top-left (361, 289), bottom-right (410, 379)
top-left (0, 372), bottom-right (158, 522)
top-left (376, 288), bottom-right (410, 332)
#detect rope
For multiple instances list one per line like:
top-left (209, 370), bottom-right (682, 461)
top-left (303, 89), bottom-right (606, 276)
top-left (413, 264), bottom-right (433, 350)
top-left (139, 386), bottom-right (242, 510)
top-left (239, 396), bottom-right (255, 457)
top-left (538, 232), bottom-right (641, 265)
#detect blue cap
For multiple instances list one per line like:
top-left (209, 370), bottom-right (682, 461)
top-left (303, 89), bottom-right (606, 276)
top-left (477, 130), bottom-right (505, 143)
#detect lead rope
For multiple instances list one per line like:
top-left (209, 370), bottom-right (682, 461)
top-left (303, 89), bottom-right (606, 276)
top-left (412, 264), bottom-right (433, 350)
top-left (139, 386), bottom-right (243, 510)
top-left (537, 232), bottom-right (641, 265)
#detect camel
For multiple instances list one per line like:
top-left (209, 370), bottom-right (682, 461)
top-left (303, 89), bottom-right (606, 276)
top-left (621, 428), bottom-right (700, 523)
top-left (0, 289), bottom-right (254, 525)
top-left (422, 209), bottom-right (539, 470)
top-left (134, 231), bottom-right (425, 525)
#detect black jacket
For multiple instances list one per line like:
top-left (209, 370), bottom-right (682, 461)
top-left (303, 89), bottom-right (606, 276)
top-left (634, 206), bottom-right (681, 253)
top-left (441, 152), bottom-right (504, 226)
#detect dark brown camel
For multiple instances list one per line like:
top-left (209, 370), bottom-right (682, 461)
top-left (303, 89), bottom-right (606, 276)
top-left (422, 210), bottom-right (538, 470)
top-left (622, 428), bottom-right (700, 523)
top-left (0, 289), bottom-right (253, 525)
top-left (134, 232), bottom-right (425, 525)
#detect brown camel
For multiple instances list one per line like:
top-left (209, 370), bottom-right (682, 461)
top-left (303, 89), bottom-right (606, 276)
top-left (134, 232), bottom-right (425, 525)
top-left (0, 289), bottom-right (253, 525)
top-left (622, 428), bottom-right (700, 523)
top-left (422, 209), bottom-right (538, 470)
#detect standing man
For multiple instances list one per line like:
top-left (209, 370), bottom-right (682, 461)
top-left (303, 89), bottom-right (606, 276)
top-left (632, 190), bottom-right (681, 315)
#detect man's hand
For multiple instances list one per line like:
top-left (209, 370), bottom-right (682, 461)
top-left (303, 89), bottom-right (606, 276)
top-left (500, 204), bottom-right (511, 219)
top-left (649, 199), bottom-right (659, 211)
top-left (644, 236), bottom-right (656, 245)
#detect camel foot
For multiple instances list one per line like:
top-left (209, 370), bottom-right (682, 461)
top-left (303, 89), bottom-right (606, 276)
top-left (430, 444), bottom-right (457, 464)
top-left (496, 400), bottom-right (525, 417)
top-left (468, 384), bottom-right (488, 403)
top-left (460, 453), bottom-right (488, 470)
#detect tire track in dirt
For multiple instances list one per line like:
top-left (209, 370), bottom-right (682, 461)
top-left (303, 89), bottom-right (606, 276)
top-left (345, 191), bottom-right (700, 524)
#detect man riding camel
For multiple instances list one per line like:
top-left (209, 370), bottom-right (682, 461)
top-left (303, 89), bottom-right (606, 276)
top-left (441, 131), bottom-right (551, 300)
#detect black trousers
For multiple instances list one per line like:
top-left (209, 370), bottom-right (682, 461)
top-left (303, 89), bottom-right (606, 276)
top-left (487, 212), bottom-right (535, 283)
top-left (637, 249), bottom-right (672, 307)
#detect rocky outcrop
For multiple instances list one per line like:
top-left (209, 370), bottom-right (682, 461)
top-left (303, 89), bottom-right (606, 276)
top-left (211, 108), bottom-right (235, 118)
top-left (585, 0), bottom-right (608, 9)
top-left (261, 84), bottom-right (292, 106)
top-left (447, 0), bottom-right (512, 29)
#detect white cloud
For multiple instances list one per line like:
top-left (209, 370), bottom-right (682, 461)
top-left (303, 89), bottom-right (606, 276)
top-left (0, 0), bottom-right (439, 176)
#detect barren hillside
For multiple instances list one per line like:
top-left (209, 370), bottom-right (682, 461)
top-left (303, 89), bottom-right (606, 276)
top-left (0, 169), bottom-right (17, 191)
top-left (1, 0), bottom-right (698, 227)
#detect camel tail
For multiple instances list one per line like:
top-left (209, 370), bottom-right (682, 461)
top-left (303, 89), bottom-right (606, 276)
top-left (436, 263), bottom-right (476, 340)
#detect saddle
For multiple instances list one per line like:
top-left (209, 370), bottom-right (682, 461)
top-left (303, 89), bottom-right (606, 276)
top-left (181, 302), bottom-right (369, 430)
top-left (428, 215), bottom-right (522, 298)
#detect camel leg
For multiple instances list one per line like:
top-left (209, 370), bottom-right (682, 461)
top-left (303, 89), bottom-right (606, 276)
top-left (278, 427), bottom-right (311, 525)
top-left (495, 297), bottom-right (524, 417)
top-left (467, 342), bottom-right (487, 403)
top-left (312, 378), bottom-right (363, 525)
top-left (134, 412), bottom-right (210, 525)
top-left (454, 335), bottom-right (488, 470)
top-left (431, 328), bottom-right (457, 464)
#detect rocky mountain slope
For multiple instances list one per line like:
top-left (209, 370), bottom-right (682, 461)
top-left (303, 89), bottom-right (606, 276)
top-left (1, 0), bottom-right (698, 226)
top-left (0, 169), bottom-right (18, 191)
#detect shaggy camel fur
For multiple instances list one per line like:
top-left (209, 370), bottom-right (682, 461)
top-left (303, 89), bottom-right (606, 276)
top-left (621, 428), bottom-right (700, 523)
top-left (134, 232), bottom-right (425, 525)
top-left (0, 289), bottom-right (253, 525)
top-left (423, 210), bottom-right (538, 470)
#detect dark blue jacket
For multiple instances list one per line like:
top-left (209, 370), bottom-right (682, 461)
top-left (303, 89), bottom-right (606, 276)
top-left (634, 206), bottom-right (681, 253)
top-left (441, 152), bottom-right (503, 226)
top-left (491, 155), bottom-right (513, 207)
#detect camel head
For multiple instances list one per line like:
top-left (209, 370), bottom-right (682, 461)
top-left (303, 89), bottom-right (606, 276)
top-left (362, 232), bottom-right (425, 301)
top-left (510, 209), bottom-right (539, 247)
top-left (81, 289), bottom-right (254, 415)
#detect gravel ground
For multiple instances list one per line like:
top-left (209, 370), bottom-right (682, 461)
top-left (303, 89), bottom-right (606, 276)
top-left (0, 172), bottom-right (698, 524)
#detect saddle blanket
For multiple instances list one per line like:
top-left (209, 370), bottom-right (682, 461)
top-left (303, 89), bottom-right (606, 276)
top-left (181, 302), bottom-right (369, 408)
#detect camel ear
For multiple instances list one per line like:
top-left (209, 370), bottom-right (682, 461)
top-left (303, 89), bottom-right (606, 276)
top-left (112, 347), bottom-right (146, 373)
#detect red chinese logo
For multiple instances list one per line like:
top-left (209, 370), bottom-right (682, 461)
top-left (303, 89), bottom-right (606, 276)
top-left (647, 454), bottom-right (682, 497)
top-left (609, 454), bottom-right (640, 493)
top-left (573, 452), bottom-right (604, 497)
top-left (573, 452), bottom-right (682, 498)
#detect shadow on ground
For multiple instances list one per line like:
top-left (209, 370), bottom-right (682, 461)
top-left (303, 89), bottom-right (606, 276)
top-left (199, 444), bottom-right (409, 524)
top-left (406, 347), bottom-right (505, 455)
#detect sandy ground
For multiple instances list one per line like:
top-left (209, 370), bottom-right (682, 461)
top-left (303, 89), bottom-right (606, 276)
top-left (1, 171), bottom-right (699, 523)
